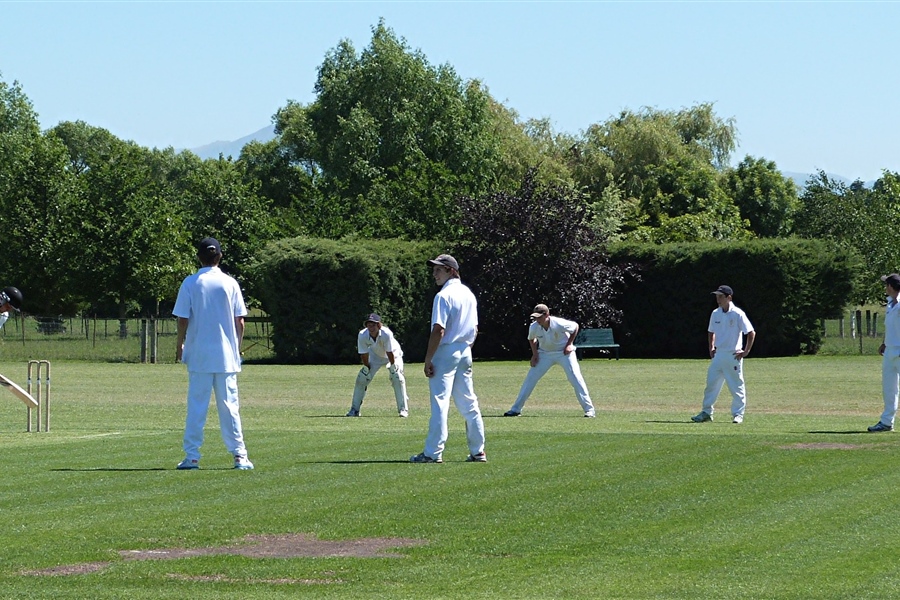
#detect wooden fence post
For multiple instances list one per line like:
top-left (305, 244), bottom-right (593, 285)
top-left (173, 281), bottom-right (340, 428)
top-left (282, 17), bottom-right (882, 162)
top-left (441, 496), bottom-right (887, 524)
top-left (856, 310), bottom-right (863, 354)
top-left (140, 319), bottom-right (148, 363)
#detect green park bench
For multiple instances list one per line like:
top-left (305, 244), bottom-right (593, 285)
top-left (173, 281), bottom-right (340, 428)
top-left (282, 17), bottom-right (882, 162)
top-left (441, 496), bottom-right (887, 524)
top-left (574, 328), bottom-right (620, 360)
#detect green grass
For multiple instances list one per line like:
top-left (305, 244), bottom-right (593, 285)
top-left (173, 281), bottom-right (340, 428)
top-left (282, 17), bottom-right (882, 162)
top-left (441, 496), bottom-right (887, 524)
top-left (0, 356), bottom-right (898, 598)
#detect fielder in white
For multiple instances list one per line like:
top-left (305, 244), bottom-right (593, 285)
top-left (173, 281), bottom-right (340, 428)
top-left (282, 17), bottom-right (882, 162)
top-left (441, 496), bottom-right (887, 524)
top-left (346, 312), bottom-right (410, 417)
top-left (869, 273), bottom-right (900, 432)
top-left (692, 285), bottom-right (755, 424)
top-left (410, 254), bottom-right (486, 463)
top-left (174, 237), bottom-right (253, 470)
top-left (504, 304), bottom-right (596, 418)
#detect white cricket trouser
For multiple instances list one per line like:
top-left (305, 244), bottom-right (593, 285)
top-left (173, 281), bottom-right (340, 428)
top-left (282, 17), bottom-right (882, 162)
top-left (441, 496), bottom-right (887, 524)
top-left (350, 355), bottom-right (409, 413)
top-left (881, 347), bottom-right (900, 426)
top-left (701, 351), bottom-right (747, 417)
top-left (183, 372), bottom-right (247, 461)
top-left (509, 350), bottom-right (594, 414)
top-left (423, 342), bottom-right (485, 460)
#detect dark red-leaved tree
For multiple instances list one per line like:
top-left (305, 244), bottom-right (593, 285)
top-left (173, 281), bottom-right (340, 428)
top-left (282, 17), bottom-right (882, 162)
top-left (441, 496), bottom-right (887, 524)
top-left (455, 169), bottom-right (636, 358)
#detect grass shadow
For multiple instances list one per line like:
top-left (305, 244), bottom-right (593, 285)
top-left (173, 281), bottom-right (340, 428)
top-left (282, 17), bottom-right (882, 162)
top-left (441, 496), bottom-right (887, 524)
top-left (51, 468), bottom-right (171, 472)
top-left (311, 460), bottom-right (415, 465)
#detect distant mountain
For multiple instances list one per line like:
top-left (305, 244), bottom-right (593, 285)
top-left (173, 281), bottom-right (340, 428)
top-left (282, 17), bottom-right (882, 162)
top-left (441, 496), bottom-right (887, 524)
top-left (187, 130), bottom-right (882, 191)
top-left (188, 124), bottom-right (277, 160)
top-left (782, 171), bottom-right (876, 190)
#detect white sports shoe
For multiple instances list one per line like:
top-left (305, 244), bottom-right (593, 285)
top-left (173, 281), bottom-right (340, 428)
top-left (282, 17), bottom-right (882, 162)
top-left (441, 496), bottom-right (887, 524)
top-left (399, 410), bottom-right (409, 418)
top-left (234, 455), bottom-right (254, 470)
top-left (584, 411), bottom-right (596, 418)
top-left (732, 415), bottom-right (744, 424)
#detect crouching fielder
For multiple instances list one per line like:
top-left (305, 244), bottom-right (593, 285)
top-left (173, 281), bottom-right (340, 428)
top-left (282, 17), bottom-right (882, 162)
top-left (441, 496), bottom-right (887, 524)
top-left (346, 313), bottom-right (410, 417)
top-left (504, 304), bottom-right (596, 418)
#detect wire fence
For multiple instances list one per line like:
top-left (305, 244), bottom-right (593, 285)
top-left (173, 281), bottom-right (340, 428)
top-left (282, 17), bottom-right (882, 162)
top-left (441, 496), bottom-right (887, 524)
top-left (0, 310), bottom-right (885, 361)
top-left (0, 315), bottom-right (273, 363)
top-left (820, 308), bottom-right (884, 355)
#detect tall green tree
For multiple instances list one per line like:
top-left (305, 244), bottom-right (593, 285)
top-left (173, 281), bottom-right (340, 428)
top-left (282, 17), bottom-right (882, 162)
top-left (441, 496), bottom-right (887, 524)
top-left (485, 107), bottom-right (575, 192)
top-left (274, 20), bottom-right (503, 239)
top-left (569, 103), bottom-right (745, 242)
top-left (629, 157), bottom-right (751, 242)
top-left (174, 155), bottom-right (274, 283)
top-left (238, 138), bottom-right (315, 238)
top-left (576, 103), bottom-right (737, 196)
top-left (0, 76), bottom-right (78, 313)
top-left (50, 122), bottom-right (190, 323)
top-left (724, 156), bottom-right (799, 237)
top-left (794, 171), bottom-right (900, 303)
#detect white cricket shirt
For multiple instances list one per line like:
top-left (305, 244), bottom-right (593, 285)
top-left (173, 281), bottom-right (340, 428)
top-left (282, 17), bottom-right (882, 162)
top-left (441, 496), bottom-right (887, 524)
top-left (358, 325), bottom-right (403, 358)
top-left (173, 266), bottom-right (247, 373)
top-left (431, 278), bottom-right (478, 346)
top-left (530, 316), bottom-right (578, 352)
top-left (884, 297), bottom-right (900, 347)
top-left (708, 303), bottom-right (754, 353)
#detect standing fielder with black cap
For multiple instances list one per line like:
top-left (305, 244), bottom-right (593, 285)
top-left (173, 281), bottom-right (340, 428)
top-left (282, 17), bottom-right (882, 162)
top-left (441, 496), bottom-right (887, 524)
top-left (692, 285), bottom-right (755, 424)
top-left (173, 238), bottom-right (253, 470)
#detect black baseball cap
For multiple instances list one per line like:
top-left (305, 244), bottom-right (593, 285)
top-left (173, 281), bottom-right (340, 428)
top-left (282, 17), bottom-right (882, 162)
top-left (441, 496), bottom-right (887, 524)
top-left (364, 313), bottom-right (381, 324)
top-left (712, 285), bottom-right (734, 296)
top-left (197, 237), bottom-right (222, 255)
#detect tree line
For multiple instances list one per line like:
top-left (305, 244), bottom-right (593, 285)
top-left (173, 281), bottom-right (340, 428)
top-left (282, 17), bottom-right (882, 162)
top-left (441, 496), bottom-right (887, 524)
top-left (1, 19), bottom-right (897, 323)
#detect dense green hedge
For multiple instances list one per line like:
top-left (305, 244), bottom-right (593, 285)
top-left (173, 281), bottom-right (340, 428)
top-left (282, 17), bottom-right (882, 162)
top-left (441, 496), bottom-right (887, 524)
top-left (248, 237), bottom-right (442, 363)
top-left (250, 237), bottom-right (857, 363)
top-left (608, 239), bottom-right (859, 357)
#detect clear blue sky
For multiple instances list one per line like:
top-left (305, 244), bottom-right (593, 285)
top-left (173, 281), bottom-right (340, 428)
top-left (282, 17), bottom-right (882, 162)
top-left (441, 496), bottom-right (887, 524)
top-left (2, 1), bottom-right (897, 182)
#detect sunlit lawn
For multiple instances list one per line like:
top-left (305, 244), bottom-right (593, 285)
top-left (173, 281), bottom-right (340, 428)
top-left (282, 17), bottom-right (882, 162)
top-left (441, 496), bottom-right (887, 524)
top-left (0, 355), bottom-right (898, 598)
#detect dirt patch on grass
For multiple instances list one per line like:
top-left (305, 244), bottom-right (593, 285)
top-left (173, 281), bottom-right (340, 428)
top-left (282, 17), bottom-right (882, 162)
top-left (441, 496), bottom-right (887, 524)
top-left (22, 562), bottom-right (112, 576)
top-left (778, 442), bottom-right (874, 450)
top-left (22, 533), bottom-right (426, 577)
top-left (120, 533), bottom-right (426, 560)
top-left (166, 573), bottom-right (343, 585)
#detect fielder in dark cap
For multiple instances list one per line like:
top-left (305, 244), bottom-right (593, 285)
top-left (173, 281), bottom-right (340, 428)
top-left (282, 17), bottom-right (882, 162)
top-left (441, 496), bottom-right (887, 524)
top-left (869, 274), bottom-right (900, 432)
top-left (173, 237), bottom-right (253, 470)
top-left (691, 284), bottom-right (756, 424)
